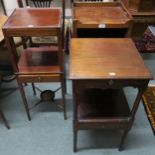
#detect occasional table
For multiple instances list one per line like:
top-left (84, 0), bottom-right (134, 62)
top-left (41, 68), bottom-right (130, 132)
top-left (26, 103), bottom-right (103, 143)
top-left (72, 1), bottom-right (133, 38)
top-left (2, 8), bottom-right (67, 120)
top-left (2, 7), bottom-right (62, 73)
top-left (69, 38), bottom-right (152, 151)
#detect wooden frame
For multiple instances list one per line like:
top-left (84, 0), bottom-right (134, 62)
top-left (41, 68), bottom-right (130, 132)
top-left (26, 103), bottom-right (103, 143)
top-left (72, 1), bottom-right (133, 37)
top-left (2, 8), bottom-right (67, 120)
top-left (69, 38), bottom-right (152, 152)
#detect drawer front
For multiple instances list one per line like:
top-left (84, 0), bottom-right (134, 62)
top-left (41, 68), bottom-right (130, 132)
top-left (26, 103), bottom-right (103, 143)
top-left (17, 74), bottom-right (61, 83)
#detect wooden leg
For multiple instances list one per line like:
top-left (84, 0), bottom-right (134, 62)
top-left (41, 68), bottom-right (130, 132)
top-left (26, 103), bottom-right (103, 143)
top-left (21, 37), bottom-right (27, 49)
top-left (63, 71), bottom-right (67, 95)
top-left (119, 128), bottom-right (130, 151)
top-left (31, 83), bottom-right (36, 95)
top-left (73, 128), bottom-right (78, 152)
top-left (18, 81), bottom-right (31, 121)
top-left (0, 110), bottom-right (10, 129)
top-left (61, 77), bottom-right (67, 120)
top-left (64, 24), bottom-right (70, 54)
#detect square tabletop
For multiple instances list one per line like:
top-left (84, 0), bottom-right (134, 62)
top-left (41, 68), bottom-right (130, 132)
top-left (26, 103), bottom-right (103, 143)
top-left (3, 8), bottom-right (62, 34)
top-left (69, 38), bottom-right (152, 80)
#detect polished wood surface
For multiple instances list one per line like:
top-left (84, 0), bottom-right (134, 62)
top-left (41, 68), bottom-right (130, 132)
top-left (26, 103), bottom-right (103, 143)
top-left (17, 0), bottom-right (65, 28)
top-left (4, 8), bottom-right (61, 30)
top-left (3, 8), bottom-right (62, 72)
top-left (72, 1), bottom-right (133, 37)
top-left (69, 38), bottom-right (152, 152)
top-left (18, 46), bottom-right (60, 74)
top-left (17, 0), bottom-right (66, 50)
top-left (0, 15), bottom-right (7, 42)
top-left (3, 8), bottom-right (67, 120)
top-left (74, 6), bottom-right (130, 25)
top-left (70, 38), bottom-right (151, 79)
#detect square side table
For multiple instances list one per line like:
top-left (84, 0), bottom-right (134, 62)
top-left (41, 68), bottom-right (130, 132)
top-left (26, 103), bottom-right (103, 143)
top-left (69, 38), bottom-right (152, 151)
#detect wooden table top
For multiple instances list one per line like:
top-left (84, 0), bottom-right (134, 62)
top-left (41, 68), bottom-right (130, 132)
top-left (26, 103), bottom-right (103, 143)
top-left (3, 8), bottom-right (62, 29)
top-left (73, 1), bottom-right (133, 26)
top-left (73, 5), bottom-right (132, 26)
top-left (69, 38), bottom-right (152, 80)
top-left (0, 15), bottom-right (7, 42)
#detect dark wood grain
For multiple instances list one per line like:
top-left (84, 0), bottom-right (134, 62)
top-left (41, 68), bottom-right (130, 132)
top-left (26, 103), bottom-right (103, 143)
top-left (69, 38), bottom-right (152, 80)
top-left (72, 1), bottom-right (133, 37)
top-left (69, 38), bottom-right (152, 152)
top-left (4, 8), bottom-right (61, 29)
top-left (2, 8), bottom-right (67, 121)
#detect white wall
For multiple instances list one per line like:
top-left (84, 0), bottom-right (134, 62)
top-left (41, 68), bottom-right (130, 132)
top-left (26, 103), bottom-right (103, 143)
top-left (3, 0), bottom-right (19, 15)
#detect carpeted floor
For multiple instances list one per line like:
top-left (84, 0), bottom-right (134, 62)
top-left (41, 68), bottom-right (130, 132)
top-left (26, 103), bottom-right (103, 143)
top-left (142, 86), bottom-right (155, 134)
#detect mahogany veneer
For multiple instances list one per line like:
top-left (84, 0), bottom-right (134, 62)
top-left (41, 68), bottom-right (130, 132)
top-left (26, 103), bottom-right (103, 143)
top-left (72, 1), bottom-right (133, 37)
top-left (69, 38), bottom-right (152, 151)
top-left (2, 8), bottom-right (67, 120)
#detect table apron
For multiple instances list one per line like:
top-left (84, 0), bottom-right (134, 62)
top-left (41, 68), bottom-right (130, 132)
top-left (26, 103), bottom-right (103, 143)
top-left (73, 79), bottom-right (149, 90)
top-left (3, 28), bottom-right (60, 37)
top-left (76, 23), bottom-right (131, 28)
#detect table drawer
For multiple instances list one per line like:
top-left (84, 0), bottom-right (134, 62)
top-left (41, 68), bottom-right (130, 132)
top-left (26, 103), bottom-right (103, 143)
top-left (17, 74), bottom-right (61, 83)
top-left (73, 79), bottom-right (148, 90)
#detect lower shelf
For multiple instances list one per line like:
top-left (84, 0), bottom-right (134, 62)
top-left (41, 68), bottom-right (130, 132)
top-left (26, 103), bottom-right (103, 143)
top-left (77, 89), bottom-right (131, 124)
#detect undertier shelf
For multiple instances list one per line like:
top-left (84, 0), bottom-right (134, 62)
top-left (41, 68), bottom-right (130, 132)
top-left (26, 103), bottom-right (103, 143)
top-left (77, 89), bottom-right (131, 122)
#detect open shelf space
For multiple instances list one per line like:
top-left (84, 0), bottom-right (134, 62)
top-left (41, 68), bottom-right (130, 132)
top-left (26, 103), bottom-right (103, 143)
top-left (77, 89), bottom-right (131, 123)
